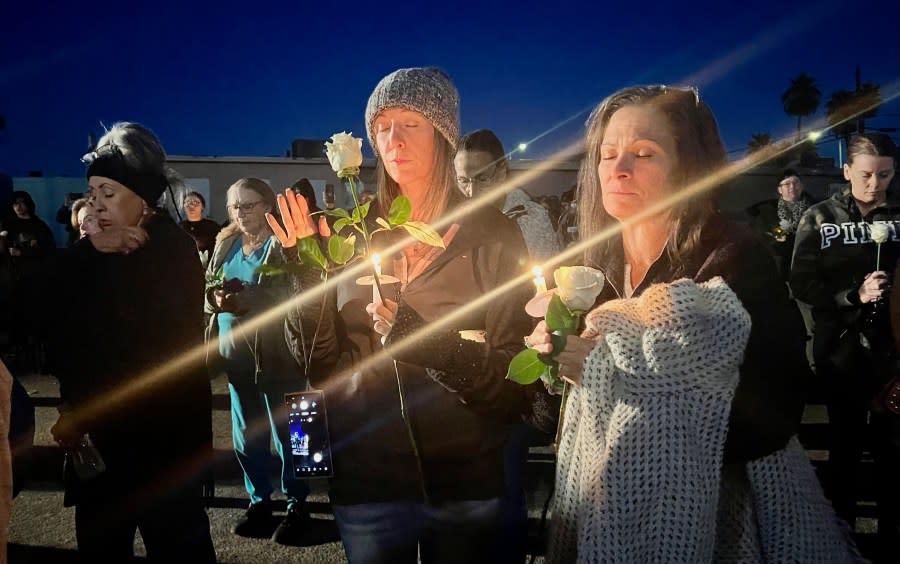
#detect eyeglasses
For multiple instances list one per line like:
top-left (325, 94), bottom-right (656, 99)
top-left (457, 174), bottom-right (496, 187)
top-left (457, 164), bottom-right (500, 188)
top-left (183, 199), bottom-right (203, 207)
top-left (229, 201), bottom-right (264, 213)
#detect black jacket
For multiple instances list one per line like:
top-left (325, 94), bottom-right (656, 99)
top-left (790, 187), bottom-right (900, 380)
top-left (316, 205), bottom-right (548, 505)
top-left (745, 193), bottom-right (816, 280)
top-left (49, 214), bottom-right (213, 503)
top-left (595, 213), bottom-right (810, 463)
top-left (791, 188), bottom-right (900, 328)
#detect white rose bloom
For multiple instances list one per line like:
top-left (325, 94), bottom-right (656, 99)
top-left (553, 266), bottom-right (605, 313)
top-left (871, 222), bottom-right (890, 244)
top-left (324, 132), bottom-right (363, 174)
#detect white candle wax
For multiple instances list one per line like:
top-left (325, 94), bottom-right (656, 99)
top-left (532, 266), bottom-right (548, 295)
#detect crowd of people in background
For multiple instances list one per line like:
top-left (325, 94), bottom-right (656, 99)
top-left (0, 65), bottom-right (897, 564)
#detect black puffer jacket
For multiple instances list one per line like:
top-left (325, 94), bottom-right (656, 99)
top-left (316, 204), bottom-right (549, 505)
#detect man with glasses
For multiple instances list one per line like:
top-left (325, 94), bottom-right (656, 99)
top-left (455, 129), bottom-right (557, 564)
top-left (454, 129), bottom-right (561, 261)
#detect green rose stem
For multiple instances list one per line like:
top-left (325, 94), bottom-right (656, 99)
top-left (344, 171), bottom-right (385, 299)
top-left (554, 381), bottom-right (569, 452)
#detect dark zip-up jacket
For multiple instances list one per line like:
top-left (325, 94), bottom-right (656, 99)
top-left (317, 204), bottom-right (547, 505)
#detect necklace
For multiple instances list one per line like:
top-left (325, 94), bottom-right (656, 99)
top-left (243, 232), bottom-right (268, 253)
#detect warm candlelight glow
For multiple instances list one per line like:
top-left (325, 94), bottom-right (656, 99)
top-left (532, 265), bottom-right (547, 295)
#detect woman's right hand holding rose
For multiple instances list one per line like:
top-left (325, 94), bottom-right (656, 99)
top-left (859, 271), bottom-right (890, 303)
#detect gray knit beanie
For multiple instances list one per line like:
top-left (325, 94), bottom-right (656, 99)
top-left (365, 67), bottom-right (460, 156)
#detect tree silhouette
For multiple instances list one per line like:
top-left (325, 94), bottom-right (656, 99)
top-left (826, 83), bottom-right (881, 152)
top-left (782, 73), bottom-right (821, 140)
top-left (748, 133), bottom-right (773, 154)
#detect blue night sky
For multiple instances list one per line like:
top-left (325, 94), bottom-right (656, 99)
top-left (2, 0), bottom-right (898, 177)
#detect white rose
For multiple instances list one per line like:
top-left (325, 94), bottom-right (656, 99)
top-left (779, 219), bottom-right (792, 231)
top-left (871, 222), bottom-right (890, 244)
top-left (0, 231), bottom-right (7, 237)
top-left (324, 132), bottom-right (363, 174)
top-left (553, 266), bottom-right (605, 313)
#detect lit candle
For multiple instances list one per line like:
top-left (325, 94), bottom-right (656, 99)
top-left (532, 265), bottom-right (547, 296)
top-left (372, 254), bottom-right (383, 305)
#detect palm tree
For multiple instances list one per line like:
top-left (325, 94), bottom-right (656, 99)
top-left (748, 133), bottom-right (773, 154)
top-left (782, 73), bottom-right (821, 140)
top-left (826, 83), bottom-right (882, 154)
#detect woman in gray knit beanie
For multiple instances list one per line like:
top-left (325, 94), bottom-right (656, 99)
top-left (364, 66), bottom-right (461, 223)
top-left (267, 66), bottom-right (543, 563)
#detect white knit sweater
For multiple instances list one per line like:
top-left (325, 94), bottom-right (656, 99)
top-left (548, 277), bottom-right (861, 564)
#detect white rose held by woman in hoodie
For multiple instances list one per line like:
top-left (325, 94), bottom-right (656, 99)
top-left (871, 222), bottom-right (890, 271)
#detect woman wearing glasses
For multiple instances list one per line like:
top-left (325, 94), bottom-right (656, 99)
top-left (526, 86), bottom-right (856, 562)
top-left (204, 177), bottom-right (335, 545)
top-left (48, 122), bottom-right (216, 561)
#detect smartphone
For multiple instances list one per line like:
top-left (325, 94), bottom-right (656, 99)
top-left (285, 390), bottom-right (333, 478)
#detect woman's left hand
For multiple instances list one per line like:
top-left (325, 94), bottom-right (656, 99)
top-left (50, 413), bottom-right (82, 449)
top-left (266, 189), bottom-right (318, 249)
top-left (89, 226), bottom-right (148, 254)
top-left (555, 336), bottom-right (597, 387)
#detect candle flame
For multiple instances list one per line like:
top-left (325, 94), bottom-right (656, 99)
top-left (532, 265), bottom-right (543, 278)
top-left (372, 253), bottom-right (381, 267)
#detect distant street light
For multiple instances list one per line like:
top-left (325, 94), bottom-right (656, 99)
top-left (807, 130), bottom-right (822, 141)
top-left (517, 142), bottom-right (528, 152)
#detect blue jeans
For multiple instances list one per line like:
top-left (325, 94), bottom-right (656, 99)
top-left (333, 499), bottom-right (502, 564)
top-left (228, 376), bottom-right (309, 506)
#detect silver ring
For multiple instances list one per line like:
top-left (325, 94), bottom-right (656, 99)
top-left (523, 336), bottom-right (533, 349)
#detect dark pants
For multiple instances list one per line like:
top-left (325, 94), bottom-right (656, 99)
top-left (75, 487), bottom-right (216, 563)
top-left (818, 334), bottom-right (900, 561)
top-left (332, 499), bottom-right (501, 564)
top-left (498, 422), bottom-right (553, 564)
